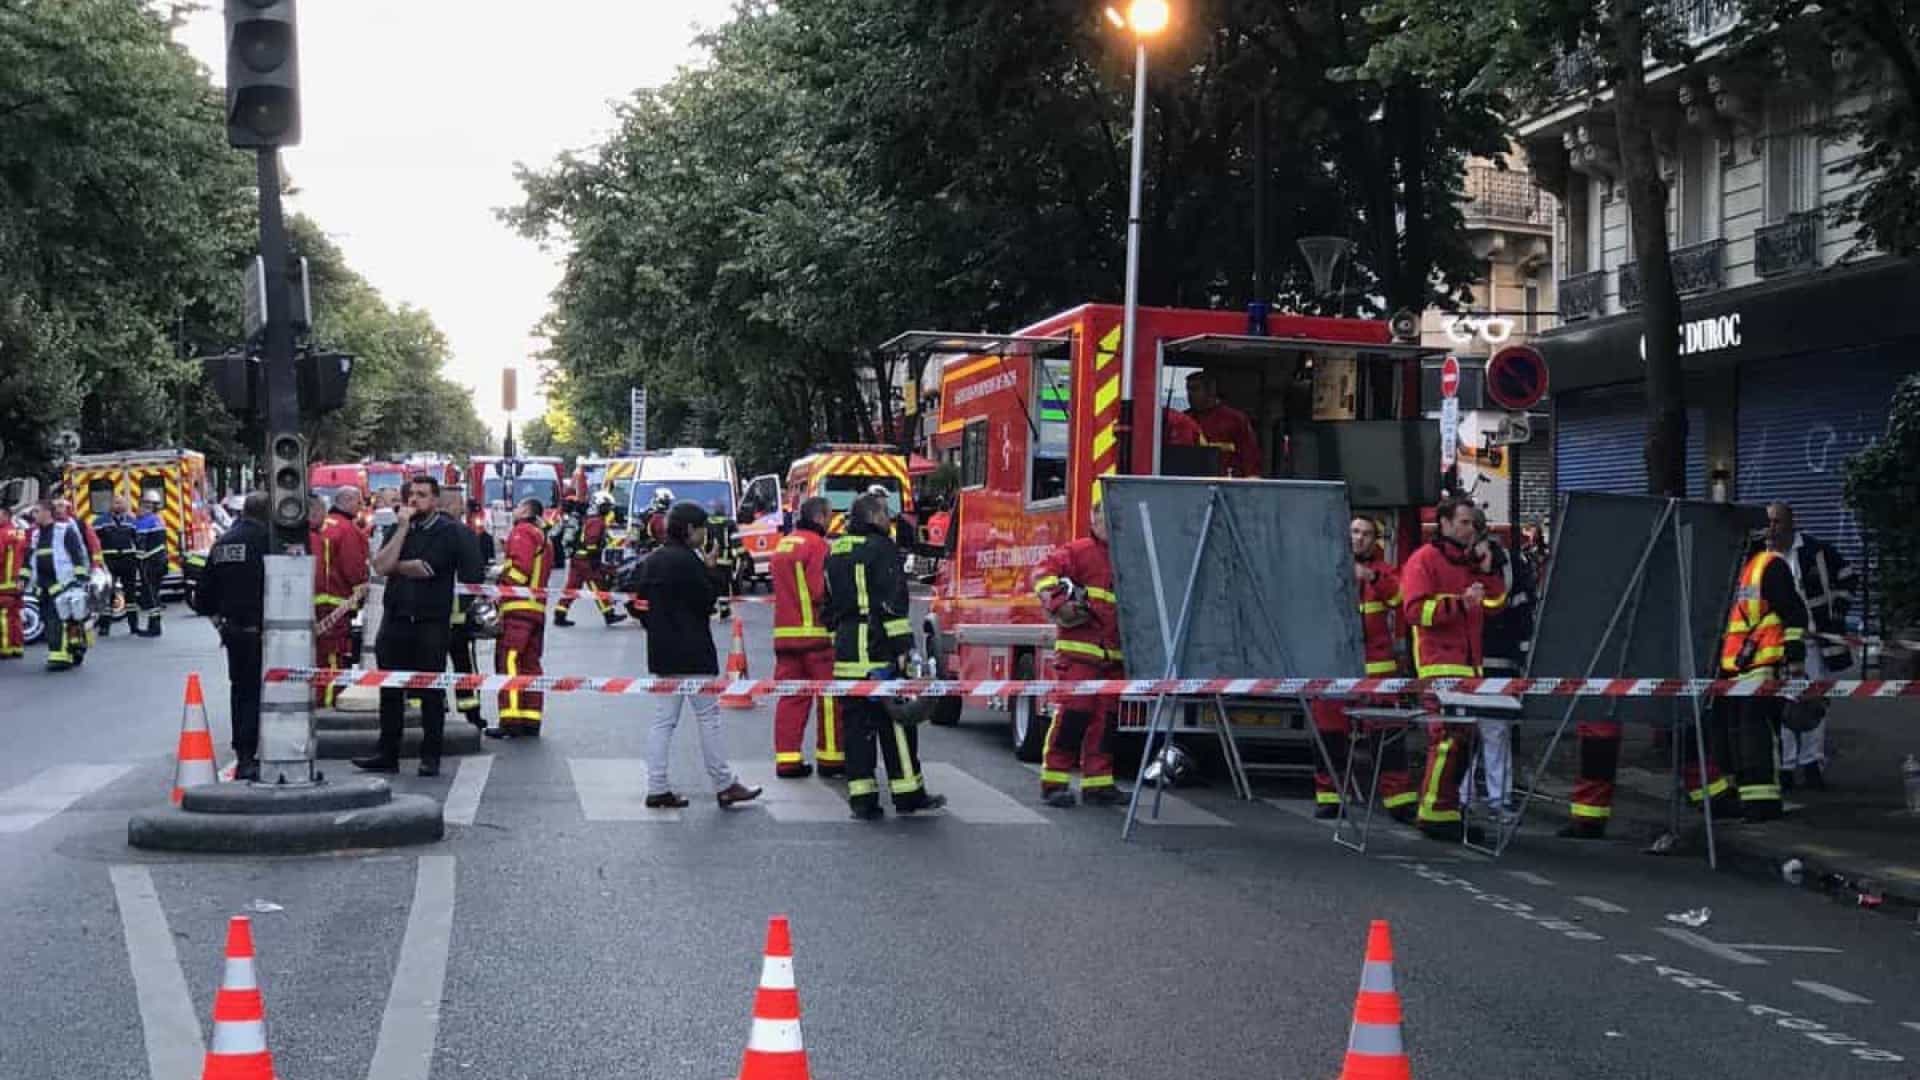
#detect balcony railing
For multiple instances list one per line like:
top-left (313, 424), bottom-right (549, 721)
top-left (1462, 166), bottom-right (1550, 227)
top-left (1755, 211), bottom-right (1819, 277)
top-left (1619, 238), bottom-right (1728, 309)
top-left (1559, 270), bottom-right (1608, 321)
top-left (1548, 0), bottom-right (1740, 96)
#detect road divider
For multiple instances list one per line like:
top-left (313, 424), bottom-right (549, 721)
top-left (262, 667), bottom-right (1920, 701)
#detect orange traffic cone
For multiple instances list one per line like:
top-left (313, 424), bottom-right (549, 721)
top-left (201, 915), bottom-right (275, 1080)
top-left (737, 915), bottom-right (810, 1080)
top-left (719, 617), bottom-right (754, 710)
top-left (1339, 920), bottom-right (1412, 1080)
top-left (172, 673), bottom-right (218, 804)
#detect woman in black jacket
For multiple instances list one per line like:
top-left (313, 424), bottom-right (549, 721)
top-left (634, 501), bottom-right (761, 810)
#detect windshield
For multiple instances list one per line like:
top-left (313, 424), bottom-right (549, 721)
top-left (584, 465), bottom-right (608, 490)
top-left (632, 479), bottom-right (734, 520)
top-left (368, 471), bottom-right (404, 493)
top-left (821, 474), bottom-right (901, 515)
top-left (515, 477), bottom-right (557, 506)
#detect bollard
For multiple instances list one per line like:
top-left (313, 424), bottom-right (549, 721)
top-left (258, 554), bottom-right (317, 785)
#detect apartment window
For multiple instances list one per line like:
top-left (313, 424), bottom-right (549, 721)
top-left (1765, 98), bottom-right (1815, 223)
top-left (1678, 134), bottom-right (1717, 245)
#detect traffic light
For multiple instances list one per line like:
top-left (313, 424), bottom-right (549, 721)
top-left (225, 0), bottom-right (300, 148)
top-left (267, 431), bottom-right (307, 531)
top-left (298, 351), bottom-right (353, 415)
top-left (204, 351), bottom-right (260, 418)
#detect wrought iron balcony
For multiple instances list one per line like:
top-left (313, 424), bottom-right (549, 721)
top-left (1546, 0), bottom-right (1739, 97)
top-left (1559, 270), bottom-right (1609, 321)
top-left (1462, 165), bottom-right (1549, 227)
top-left (1755, 212), bottom-right (1819, 277)
top-left (1618, 239), bottom-right (1727, 309)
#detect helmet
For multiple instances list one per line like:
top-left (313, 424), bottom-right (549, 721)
top-left (865, 484), bottom-right (891, 500)
top-left (1141, 742), bottom-right (1197, 788)
top-left (591, 490), bottom-right (614, 511)
top-left (651, 487), bottom-right (675, 509)
top-left (140, 491), bottom-right (162, 507)
top-left (85, 567), bottom-right (116, 619)
top-left (465, 598), bottom-right (503, 639)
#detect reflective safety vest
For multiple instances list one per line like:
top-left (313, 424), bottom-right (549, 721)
top-left (1033, 536), bottom-right (1122, 666)
top-left (771, 525), bottom-right (831, 649)
top-left (1721, 551), bottom-right (1802, 678)
top-left (500, 521), bottom-right (552, 616)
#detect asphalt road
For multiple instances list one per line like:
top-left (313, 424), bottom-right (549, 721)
top-left (3, 597), bottom-right (1919, 1079)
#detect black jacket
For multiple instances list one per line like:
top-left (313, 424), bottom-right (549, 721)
top-left (191, 518), bottom-right (269, 626)
top-left (635, 542), bottom-right (719, 675)
top-left (1482, 540), bottom-right (1537, 673)
top-left (825, 520), bottom-right (913, 678)
top-left (1786, 533), bottom-right (1856, 672)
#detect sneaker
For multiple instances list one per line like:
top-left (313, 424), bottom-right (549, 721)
top-left (776, 763), bottom-right (815, 779)
top-left (1081, 787), bottom-right (1125, 807)
top-left (895, 792), bottom-right (948, 815)
top-left (716, 782), bottom-right (763, 807)
top-left (1042, 789), bottom-right (1077, 809)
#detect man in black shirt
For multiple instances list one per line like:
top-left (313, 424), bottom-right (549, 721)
top-left (634, 501), bottom-right (761, 809)
top-left (189, 492), bottom-right (271, 780)
top-left (354, 474), bottom-right (465, 777)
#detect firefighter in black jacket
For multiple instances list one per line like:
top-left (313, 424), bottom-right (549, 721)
top-left (188, 492), bottom-right (271, 781)
top-left (825, 493), bottom-right (945, 820)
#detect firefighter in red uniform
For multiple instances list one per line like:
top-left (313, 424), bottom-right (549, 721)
top-left (1311, 517), bottom-right (1417, 820)
top-left (1163, 407), bottom-right (1203, 448)
top-left (0, 509), bottom-right (26, 659)
top-left (1032, 501), bottom-right (1124, 807)
top-left (1400, 496), bottom-right (1507, 841)
top-left (1184, 371), bottom-right (1262, 478)
top-left (553, 491), bottom-right (625, 627)
top-left (312, 489), bottom-right (370, 709)
top-left (771, 496), bottom-right (842, 778)
top-left (489, 498), bottom-right (553, 738)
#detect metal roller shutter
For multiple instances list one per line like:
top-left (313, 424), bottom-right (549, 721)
top-left (1735, 343), bottom-right (1913, 589)
top-left (1554, 384), bottom-right (1706, 499)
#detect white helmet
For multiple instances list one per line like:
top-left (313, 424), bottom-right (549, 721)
top-left (651, 487), bottom-right (675, 509)
top-left (591, 490), bottom-right (614, 512)
top-left (865, 484), bottom-right (890, 499)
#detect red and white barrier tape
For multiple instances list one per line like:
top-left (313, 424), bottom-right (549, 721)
top-left (358, 581), bottom-right (770, 609)
top-left (264, 668), bottom-right (1920, 701)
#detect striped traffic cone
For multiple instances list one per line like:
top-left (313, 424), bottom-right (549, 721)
top-left (171, 673), bottom-right (218, 804)
top-left (1339, 920), bottom-right (1412, 1080)
top-left (737, 915), bottom-right (810, 1080)
top-left (201, 915), bottom-right (275, 1080)
top-left (719, 618), bottom-right (754, 710)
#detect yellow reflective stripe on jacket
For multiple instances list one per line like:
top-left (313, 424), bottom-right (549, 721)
top-left (883, 618), bottom-right (912, 638)
top-left (1419, 597), bottom-right (1442, 626)
top-left (834, 661), bottom-right (886, 678)
top-left (1033, 574), bottom-right (1060, 596)
top-left (1056, 639), bottom-right (1123, 663)
top-left (773, 626), bottom-right (830, 640)
top-left (1365, 659), bottom-right (1398, 675)
top-left (1083, 586), bottom-right (1116, 604)
top-left (1358, 600), bottom-right (1389, 615)
top-left (315, 593), bottom-right (348, 606)
top-left (793, 561), bottom-right (818, 632)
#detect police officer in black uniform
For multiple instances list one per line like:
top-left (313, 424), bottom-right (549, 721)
top-left (189, 492), bottom-right (271, 780)
top-left (825, 493), bottom-right (945, 821)
top-left (93, 495), bottom-right (140, 638)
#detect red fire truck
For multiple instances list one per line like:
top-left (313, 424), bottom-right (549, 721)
top-left (886, 303), bottom-right (1440, 759)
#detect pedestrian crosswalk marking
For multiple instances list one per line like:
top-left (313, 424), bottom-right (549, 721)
top-left (921, 763), bottom-right (1048, 824)
top-left (0, 764), bottom-right (134, 834)
top-left (568, 758), bottom-right (684, 822)
top-left (1024, 763), bottom-right (1232, 827)
top-left (732, 763), bottom-right (848, 823)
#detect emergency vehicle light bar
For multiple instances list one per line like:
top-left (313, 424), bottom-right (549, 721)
top-left (874, 330), bottom-right (1071, 356)
top-left (1163, 334), bottom-right (1446, 360)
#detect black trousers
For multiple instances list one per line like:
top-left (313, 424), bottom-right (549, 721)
top-left (842, 695), bottom-right (926, 808)
top-left (448, 620), bottom-right (482, 722)
top-left (106, 557), bottom-right (141, 631)
top-left (376, 614), bottom-right (449, 761)
top-left (221, 625), bottom-right (263, 763)
top-left (135, 553), bottom-right (164, 616)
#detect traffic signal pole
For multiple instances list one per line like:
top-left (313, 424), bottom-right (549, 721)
top-left (254, 146), bottom-right (318, 786)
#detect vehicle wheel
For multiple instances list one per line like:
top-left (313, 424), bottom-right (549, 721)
top-left (1009, 653), bottom-right (1049, 762)
top-left (928, 695), bottom-right (962, 727)
top-left (21, 598), bottom-right (43, 646)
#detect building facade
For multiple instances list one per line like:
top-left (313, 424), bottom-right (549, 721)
top-left (1519, 1), bottom-right (1919, 604)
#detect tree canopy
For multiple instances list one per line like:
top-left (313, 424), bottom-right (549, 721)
top-left (509, 0), bottom-right (1508, 476)
top-left (0, 0), bottom-right (487, 482)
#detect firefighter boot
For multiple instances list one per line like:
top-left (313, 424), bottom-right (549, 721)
top-left (1081, 786), bottom-right (1125, 807)
top-left (137, 614), bottom-right (162, 638)
top-left (553, 609), bottom-right (575, 628)
top-left (603, 609), bottom-right (627, 627)
top-left (1043, 790), bottom-right (1077, 809)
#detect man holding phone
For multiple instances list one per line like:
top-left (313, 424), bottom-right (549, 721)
top-left (354, 474), bottom-right (464, 777)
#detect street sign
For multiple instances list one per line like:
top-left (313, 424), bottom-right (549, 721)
top-left (1440, 397), bottom-right (1459, 469)
top-left (629, 386), bottom-right (648, 454)
top-left (1440, 354), bottom-right (1461, 399)
top-left (1486, 344), bottom-right (1549, 411)
top-left (1489, 412), bottom-right (1533, 447)
top-left (501, 367), bottom-right (518, 414)
top-left (242, 255), bottom-right (267, 341)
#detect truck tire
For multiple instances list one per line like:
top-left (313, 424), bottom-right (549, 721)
top-left (1010, 653), bottom-right (1048, 762)
top-left (927, 695), bottom-right (962, 727)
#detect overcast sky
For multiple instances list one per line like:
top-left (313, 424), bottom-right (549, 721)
top-left (177, 0), bottom-right (739, 442)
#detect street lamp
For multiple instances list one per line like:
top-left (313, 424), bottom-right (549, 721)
top-left (1107, 1), bottom-right (1169, 478)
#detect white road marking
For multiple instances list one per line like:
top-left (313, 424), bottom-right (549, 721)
top-left (922, 763), bottom-right (1048, 824)
top-left (108, 866), bottom-right (205, 1080)
top-left (0, 764), bottom-right (134, 833)
top-left (440, 757), bottom-right (492, 826)
top-left (1794, 980), bottom-right (1873, 1006)
top-left (1573, 896), bottom-right (1628, 914)
top-left (568, 758), bottom-right (684, 822)
top-left (1655, 927), bottom-right (1768, 966)
top-left (1506, 870), bottom-right (1556, 887)
top-left (1902, 1021), bottom-right (1920, 1034)
top-left (732, 763), bottom-right (850, 823)
top-left (367, 855), bottom-right (458, 1080)
top-left (1024, 763), bottom-right (1231, 826)
top-left (1727, 944), bottom-right (1843, 955)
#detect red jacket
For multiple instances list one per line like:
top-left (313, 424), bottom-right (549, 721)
top-left (1188, 404), bottom-right (1262, 478)
top-left (0, 521), bottom-right (26, 595)
top-left (314, 509), bottom-right (370, 609)
top-left (1355, 553), bottom-right (1402, 675)
top-left (574, 512), bottom-right (610, 561)
top-left (501, 520), bottom-right (554, 617)
top-left (1399, 539), bottom-right (1506, 677)
top-left (771, 522), bottom-right (831, 652)
top-left (1033, 536), bottom-right (1122, 666)
top-left (1163, 408), bottom-right (1203, 448)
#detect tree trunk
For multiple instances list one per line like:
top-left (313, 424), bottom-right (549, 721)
top-left (1392, 83), bottom-right (1431, 317)
top-left (1611, 0), bottom-right (1689, 498)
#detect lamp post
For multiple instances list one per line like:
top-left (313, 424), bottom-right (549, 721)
top-left (1106, 0), bottom-right (1169, 477)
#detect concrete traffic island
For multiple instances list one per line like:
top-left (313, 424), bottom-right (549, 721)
top-left (313, 684), bottom-right (485, 760)
top-left (128, 776), bottom-right (443, 854)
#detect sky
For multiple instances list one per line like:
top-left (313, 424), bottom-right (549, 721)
top-left (177, 0), bottom-right (741, 442)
